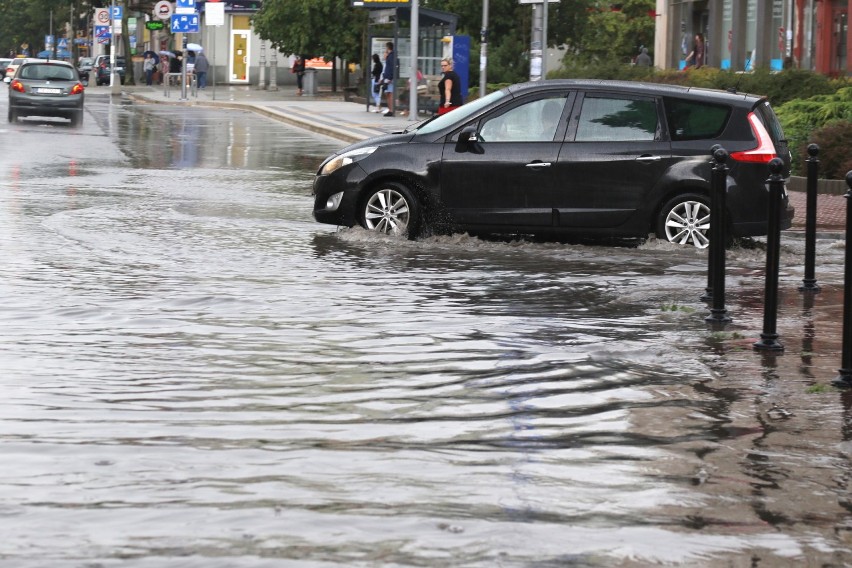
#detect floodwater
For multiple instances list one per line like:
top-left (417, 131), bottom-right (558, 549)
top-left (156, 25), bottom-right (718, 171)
top-left (1, 94), bottom-right (851, 567)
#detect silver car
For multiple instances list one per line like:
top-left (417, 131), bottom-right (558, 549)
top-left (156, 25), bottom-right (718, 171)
top-left (8, 60), bottom-right (85, 126)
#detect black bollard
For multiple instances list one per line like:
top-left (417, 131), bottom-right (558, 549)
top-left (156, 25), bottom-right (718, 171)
top-left (705, 147), bottom-right (731, 324)
top-left (799, 144), bottom-right (821, 293)
top-left (831, 172), bottom-right (852, 387)
top-left (753, 158), bottom-right (785, 352)
top-left (701, 144), bottom-right (723, 303)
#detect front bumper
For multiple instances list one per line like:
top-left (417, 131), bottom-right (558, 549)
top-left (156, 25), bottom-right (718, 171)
top-left (312, 165), bottom-right (368, 227)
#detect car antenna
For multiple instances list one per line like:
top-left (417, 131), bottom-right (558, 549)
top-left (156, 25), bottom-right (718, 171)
top-left (727, 57), bottom-right (751, 94)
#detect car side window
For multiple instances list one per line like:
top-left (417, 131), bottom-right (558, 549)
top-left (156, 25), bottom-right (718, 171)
top-left (575, 95), bottom-right (659, 142)
top-left (664, 98), bottom-right (730, 141)
top-left (479, 96), bottom-right (566, 142)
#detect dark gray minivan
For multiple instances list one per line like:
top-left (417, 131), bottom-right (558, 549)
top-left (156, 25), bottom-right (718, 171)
top-left (313, 80), bottom-right (793, 248)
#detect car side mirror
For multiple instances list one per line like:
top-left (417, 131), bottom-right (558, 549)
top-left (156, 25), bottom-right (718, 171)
top-left (458, 125), bottom-right (479, 144)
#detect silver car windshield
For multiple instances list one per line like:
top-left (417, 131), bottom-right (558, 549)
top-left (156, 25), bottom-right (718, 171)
top-left (415, 90), bottom-right (507, 135)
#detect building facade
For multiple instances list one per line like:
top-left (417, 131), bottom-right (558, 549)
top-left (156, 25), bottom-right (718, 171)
top-left (655, 0), bottom-right (851, 76)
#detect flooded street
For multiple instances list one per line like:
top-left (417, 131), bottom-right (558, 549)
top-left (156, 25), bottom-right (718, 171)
top-left (1, 93), bottom-right (851, 566)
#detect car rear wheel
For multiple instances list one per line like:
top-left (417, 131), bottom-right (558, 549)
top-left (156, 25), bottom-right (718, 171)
top-left (7, 108), bottom-right (15, 123)
top-left (656, 194), bottom-right (711, 249)
top-left (360, 182), bottom-right (421, 239)
top-left (70, 111), bottom-right (83, 127)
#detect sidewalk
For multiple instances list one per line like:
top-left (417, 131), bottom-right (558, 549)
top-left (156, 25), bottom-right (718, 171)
top-left (88, 82), bottom-right (414, 144)
top-left (91, 82), bottom-right (848, 237)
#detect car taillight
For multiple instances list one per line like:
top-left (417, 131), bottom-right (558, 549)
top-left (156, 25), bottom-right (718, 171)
top-left (71, 83), bottom-right (84, 95)
top-left (10, 79), bottom-right (24, 93)
top-left (730, 112), bottom-right (777, 164)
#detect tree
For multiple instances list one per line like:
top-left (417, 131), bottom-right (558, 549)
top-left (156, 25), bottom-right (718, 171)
top-left (572, 0), bottom-right (655, 64)
top-left (253, 0), bottom-right (366, 91)
top-left (0, 0), bottom-right (73, 57)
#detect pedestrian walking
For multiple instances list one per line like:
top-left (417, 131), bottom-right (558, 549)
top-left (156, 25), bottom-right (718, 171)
top-left (292, 55), bottom-right (305, 96)
top-left (370, 53), bottom-right (383, 112)
top-left (193, 51), bottom-right (209, 89)
top-left (381, 42), bottom-right (395, 117)
top-left (685, 33), bottom-right (705, 68)
top-left (438, 58), bottom-right (463, 115)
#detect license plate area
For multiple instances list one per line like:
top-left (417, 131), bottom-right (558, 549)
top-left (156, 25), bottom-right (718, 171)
top-left (36, 87), bottom-right (62, 94)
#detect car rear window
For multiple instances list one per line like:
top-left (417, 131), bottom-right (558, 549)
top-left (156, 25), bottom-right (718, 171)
top-left (664, 98), bottom-right (731, 141)
top-left (21, 64), bottom-right (75, 80)
top-left (754, 101), bottom-right (787, 147)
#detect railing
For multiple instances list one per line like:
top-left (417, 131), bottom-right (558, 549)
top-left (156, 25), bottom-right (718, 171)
top-left (163, 73), bottom-right (197, 99)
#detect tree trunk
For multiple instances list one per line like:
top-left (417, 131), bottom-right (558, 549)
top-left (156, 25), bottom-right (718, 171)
top-left (122, 13), bottom-right (135, 85)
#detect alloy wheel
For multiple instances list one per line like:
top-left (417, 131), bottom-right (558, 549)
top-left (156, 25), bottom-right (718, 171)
top-left (364, 188), bottom-right (411, 235)
top-left (664, 200), bottom-right (710, 248)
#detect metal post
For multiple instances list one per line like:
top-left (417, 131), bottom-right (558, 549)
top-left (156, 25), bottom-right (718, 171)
top-left (753, 158), bottom-right (786, 352)
top-left (701, 144), bottom-right (722, 302)
top-left (706, 147), bottom-right (731, 324)
top-left (109, 0), bottom-right (116, 89)
top-left (799, 143), bottom-right (821, 292)
top-left (408, 0), bottom-right (418, 120)
top-left (258, 40), bottom-right (266, 89)
top-left (832, 172), bottom-right (852, 386)
top-left (542, 0), bottom-right (548, 79)
top-left (180, 36), bottom-right (188, 100)
top-left (479, 0), bottom-right (488, 97)
top-left (269, 47), bottom-right (278, 91)
top-left (530, 4), bottom-right (542, 81)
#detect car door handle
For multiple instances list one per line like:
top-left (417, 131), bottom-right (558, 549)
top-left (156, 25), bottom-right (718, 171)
top-left (525, 161), bottom-right (552, 169)
top-left (636, 155), bottom-right (662, 163)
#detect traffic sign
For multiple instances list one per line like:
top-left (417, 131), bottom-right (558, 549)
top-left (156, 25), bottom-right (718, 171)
top-left (95, 25), bottom-right (110, 39)
top-left (176, 0), bottom-right (197, 15)
top-left (58, 38), bottom-right (68, 49)
top-left (111, 6), bottom-right (123, 20)
top-left (154, 0), bottom-right (173, 20)
top-left (171, 13), bottom-right (200, 33)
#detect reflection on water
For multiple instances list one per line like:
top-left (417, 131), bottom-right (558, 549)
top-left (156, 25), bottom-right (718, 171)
top-left (0, 100), bottom-right (850, 566)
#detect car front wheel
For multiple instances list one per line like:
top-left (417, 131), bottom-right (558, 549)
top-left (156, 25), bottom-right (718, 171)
top-left (360, 182), bottom-right (421, 238)
top-left (656, 194), bottom-right (711, 249)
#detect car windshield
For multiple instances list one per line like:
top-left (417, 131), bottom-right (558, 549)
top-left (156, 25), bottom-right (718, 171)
top-left (415, 90), bottom-right (508, 135)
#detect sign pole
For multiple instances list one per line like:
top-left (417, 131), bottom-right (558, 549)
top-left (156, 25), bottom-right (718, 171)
top-left (408, 0), bottom-right (418, 120)
top-left (480, 0), bottom-right (488, 97)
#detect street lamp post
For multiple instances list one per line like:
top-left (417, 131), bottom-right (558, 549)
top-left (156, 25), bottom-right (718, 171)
top-left (480, 0), bottom-right (488, 97)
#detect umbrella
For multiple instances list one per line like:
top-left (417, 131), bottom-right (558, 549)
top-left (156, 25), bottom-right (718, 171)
top-left (142, 50), bottom-right (160, 64)
top-left (159, 50), bottom-right (176, 58)
top-left (186, 43), bottom-right (203, 53)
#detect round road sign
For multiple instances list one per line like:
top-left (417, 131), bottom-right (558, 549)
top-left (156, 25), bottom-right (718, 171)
top-left (96, 10), bottom-right (110, 24)
top-left (155, 1), bottom-right (174, 21)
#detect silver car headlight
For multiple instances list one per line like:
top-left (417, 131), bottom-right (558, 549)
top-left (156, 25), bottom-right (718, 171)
top-left (320, 146), bottom-right (377, 176)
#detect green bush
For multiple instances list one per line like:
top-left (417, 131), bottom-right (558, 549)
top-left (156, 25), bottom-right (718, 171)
top-left (804, 120), bottom-right (852, 180)
top-left (775, 87), bottom-right (852, 176)
top-left (549, 61), bottom-right (841, 106)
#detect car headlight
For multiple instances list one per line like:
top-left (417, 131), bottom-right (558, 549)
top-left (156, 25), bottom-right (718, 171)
top-left (320, 146), bottom-right (377, 175)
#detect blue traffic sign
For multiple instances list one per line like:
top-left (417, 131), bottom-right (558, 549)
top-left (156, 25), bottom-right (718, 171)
top-left (176, 0), bottom-right (197, 11)
top-left (111, 6), bottom-right (123, 19)
top-left (170, 14), bottom-right (200, 33)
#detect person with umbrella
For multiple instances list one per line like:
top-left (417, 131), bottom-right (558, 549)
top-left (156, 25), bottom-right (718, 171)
top-left (193, 50), bottom-right (209, 89)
